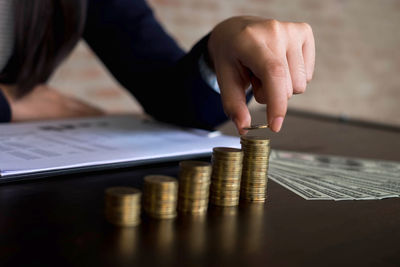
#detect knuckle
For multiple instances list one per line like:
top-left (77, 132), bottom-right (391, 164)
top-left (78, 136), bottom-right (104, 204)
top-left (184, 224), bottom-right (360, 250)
top-left (236, 25), bottom-right (263, 50)
top-left (240, 24), bottom-right (260, 42)
top-left (266, 19), bottom-right (282, 36)
top-left (268, 19), bottom-right (280, 29)
top-left (301, 22), bottom-right (313, 34)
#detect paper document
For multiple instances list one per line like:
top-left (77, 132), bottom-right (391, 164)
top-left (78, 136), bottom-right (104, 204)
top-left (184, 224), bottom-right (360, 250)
top-left (269, 150), bottom-right (400, 200)
top-left (0, 115), bottom-right (239, 182)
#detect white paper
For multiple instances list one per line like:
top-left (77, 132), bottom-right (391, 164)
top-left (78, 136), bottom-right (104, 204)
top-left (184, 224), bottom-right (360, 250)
top-left (0, 115), bottom-right (240, 180)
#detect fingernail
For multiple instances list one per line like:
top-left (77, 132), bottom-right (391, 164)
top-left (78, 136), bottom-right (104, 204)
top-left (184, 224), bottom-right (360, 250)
top-left (271, 117), bottom-right (284, 132)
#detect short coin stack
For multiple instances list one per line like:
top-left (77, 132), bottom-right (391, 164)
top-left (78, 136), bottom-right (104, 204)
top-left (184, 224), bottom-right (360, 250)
top-left (178, 161), bottom-right (212, 214)
top-left (240, 136), bottom-right (270, 202)
top-left (143, 175), bottom-right (178, 219)
top-left (210, 147), bottom-right (244, 206)
top-left (105, 187), bottom-right (142, 227)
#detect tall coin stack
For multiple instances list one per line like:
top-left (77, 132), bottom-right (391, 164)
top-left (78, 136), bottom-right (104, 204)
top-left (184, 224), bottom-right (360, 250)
top-left (105, 187), bottom-right (142, 227)
top-left (210, 147), bottom-right (244, 206)
top-left (143, 175), bottom-right (178, 219)
top-left (240, 136), bottom-right (270, 203)
top-left (178, 161), bottom-right (212, 214)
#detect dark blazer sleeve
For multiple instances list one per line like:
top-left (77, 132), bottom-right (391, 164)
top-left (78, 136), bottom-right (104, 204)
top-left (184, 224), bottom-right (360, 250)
top-left (83, 0), bottom-right (229, 130)
top-left (0, 90), bottom-right (11, 122)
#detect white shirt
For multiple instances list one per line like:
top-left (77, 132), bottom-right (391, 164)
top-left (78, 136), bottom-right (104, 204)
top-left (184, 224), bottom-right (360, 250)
top-left (0, 0), bottom-right (14, 73)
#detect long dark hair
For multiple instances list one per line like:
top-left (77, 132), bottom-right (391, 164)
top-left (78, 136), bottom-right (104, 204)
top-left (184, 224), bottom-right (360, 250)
top-left (0, 0), bottom-right (87, 97)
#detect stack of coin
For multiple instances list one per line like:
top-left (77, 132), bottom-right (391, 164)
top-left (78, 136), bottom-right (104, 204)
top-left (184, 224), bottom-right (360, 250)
top-left (143, 175), bottom-right (178, 219)
top-left (178, 161), bottom-right (212, 214)
top-left (105, 187), bottom-right (142, 227)
top-left (210, 147), bottom-right (243, 206)
top-left (240, 136), bottom-right (270, 202)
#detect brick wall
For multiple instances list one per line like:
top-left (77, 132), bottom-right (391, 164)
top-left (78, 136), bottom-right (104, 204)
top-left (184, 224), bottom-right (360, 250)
top-left (50, 0), bottom-right (400, 126)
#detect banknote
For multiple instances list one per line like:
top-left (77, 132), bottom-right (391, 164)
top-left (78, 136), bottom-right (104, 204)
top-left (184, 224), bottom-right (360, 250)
top-left (270, 150), bottom-right (400, 178)
top-left (271, 162), bottom-right (400, 195)
top-left (269, 166), bottom-right (397, 200)
top-left (269, 150), bottom-right (400, 200)
top-left (270, 162), bottom-right (400, 199)
top-left (268, 173), bottom-right (332, 200)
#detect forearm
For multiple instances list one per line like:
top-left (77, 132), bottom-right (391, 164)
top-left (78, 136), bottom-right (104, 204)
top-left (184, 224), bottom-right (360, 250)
top-left (124, 35), bottom-right (229, 130)
top-left (84, 0), bottom-right (230, 130)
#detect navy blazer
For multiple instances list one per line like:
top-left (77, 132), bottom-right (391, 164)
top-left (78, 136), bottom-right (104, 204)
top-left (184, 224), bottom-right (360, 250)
top-left (0, 0), bottom-right (228, 130)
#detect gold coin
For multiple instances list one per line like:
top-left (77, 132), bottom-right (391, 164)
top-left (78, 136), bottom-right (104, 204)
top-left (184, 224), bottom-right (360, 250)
top-left (240, 134), bottom-right (271, 205)
top-left (105, 204), bottom-right (141, 211)
top-left (179, 160), bottom-right (212, 170)
top-left (243, 124), bottom-right (269, 130)
top-left (179, 172), bottom-right (211, 181)
top-left (241, 135), bottom-right (270, 141)
top-left (241, 192), bottom-right (266, 197)
top-left (105, 186), bottom-right (142, 227)
top-left (178, 204), bottom-right (209, 210)
top-left (179, 184), bottom-right (210, 191)
top-left (105, 187), bottom-right (142, 198)
top-left (179, 179), bottom-right (210, 184)
top-left (144, 175), bottom-right (178, 185)
top-left (213, 147), bottom-right (242, 153)
top-left (211, 165), bottom-right (243, 171)
top-left (179, 187), bottom-right (210, 194)
top-left (210, 192), bottom-right (240, 199)
top-left (210, 182), bottom-right (241, 189)
top-left (178, 204), bottom-right (208, 210)
top-left (210, 183), bottom-right (241, 190)
top-left (105, 199), bottom-right (141, 208)
top-left (210, 200), bottom-right (239, 207)
top-left (241, 183), bottom-right (267, 188)
top-left (142, 175), bottom-right (178, 219)
top-left (178, 205), bottom-right (208, 210)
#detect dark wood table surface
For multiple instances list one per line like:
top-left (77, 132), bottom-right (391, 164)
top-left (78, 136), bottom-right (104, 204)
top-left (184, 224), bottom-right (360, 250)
top-left (1, 109), bottom-right (399, 267)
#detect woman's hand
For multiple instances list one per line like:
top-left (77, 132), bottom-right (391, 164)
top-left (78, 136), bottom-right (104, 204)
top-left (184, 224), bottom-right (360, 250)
top-left (208, 16), bottom-right (315, 134)
top-left (7, 84), bottom-right (104, 122)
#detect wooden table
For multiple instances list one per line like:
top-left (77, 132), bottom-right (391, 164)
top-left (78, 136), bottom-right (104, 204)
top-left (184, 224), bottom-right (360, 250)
top-left (1, 109), bottom-right (399, 266)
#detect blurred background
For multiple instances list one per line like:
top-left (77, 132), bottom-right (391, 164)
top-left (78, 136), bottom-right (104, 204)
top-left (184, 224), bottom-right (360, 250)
top-left (49, 0), bottom-right (400, 126)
